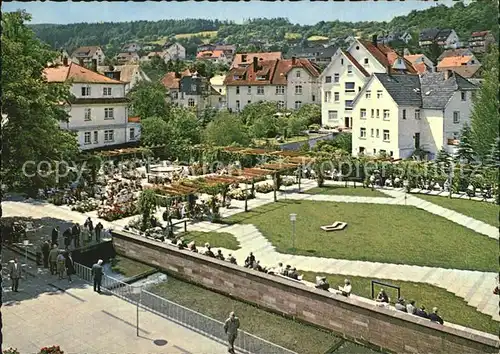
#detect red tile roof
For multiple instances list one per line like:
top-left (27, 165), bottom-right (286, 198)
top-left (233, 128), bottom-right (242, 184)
top-left (224, 58), bottom-right (319, 86)
top-left (161, 69), bottom-right (192, 89)
top-left (437, 56), bottom-right (474, 68)
top-left (343, 51), bottom-right (369, 77)
top-left (128, 116), bottom-right (141, 123)
top-left (71, 46), bottom-right (101, 58)
top-left (43, 62), bottom-right (123, 84)
top-left (471, 31), bottom-right (490, 37)
top-left (358, 40), bottom-right (416, 74)
top-left (196, 50), bottom-right (225, 60)
top-left (231, 52), bottom-right (282, 68)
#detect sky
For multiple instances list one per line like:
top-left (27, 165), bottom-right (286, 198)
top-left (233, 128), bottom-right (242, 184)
top-left (3, 1), bottom-right (461, 26)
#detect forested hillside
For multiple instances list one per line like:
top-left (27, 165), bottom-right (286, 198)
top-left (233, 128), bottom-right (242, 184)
top-left (28, 0), bottom-right (497, 57)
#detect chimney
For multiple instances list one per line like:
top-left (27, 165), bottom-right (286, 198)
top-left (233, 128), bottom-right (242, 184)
top-left (292, 56), bottom-right (296, 65)
top-left (63, 57), bottom-right (68, 66)
top-left (91, 59), bottom-right (98, 72)
top-left (372, 34), bottom-right (378, 46)
top-left (253, 56), bottom-right (259, 72)
top-left (444, 69), bottom-right (453, 80)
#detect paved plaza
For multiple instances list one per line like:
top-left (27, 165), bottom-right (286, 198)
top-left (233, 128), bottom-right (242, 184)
top-left (1, 249), bottom-right (227, 354)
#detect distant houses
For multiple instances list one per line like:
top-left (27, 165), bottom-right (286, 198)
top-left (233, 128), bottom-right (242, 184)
top-left (468, 31), bottom-right (495, 53)
top-left (419, 28), bottom-right (460, 49)
top-left (71, 46), bottom-right (106, 66)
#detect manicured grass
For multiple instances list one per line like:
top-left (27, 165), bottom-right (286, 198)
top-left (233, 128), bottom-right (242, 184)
top-left (415, 194), bottom-right (499, 227)
top-left (110, 255), bottom-right (155, 278)
top-left (150, 276), bottom-right (344, 354)
top-left (179, 231), bottom-right (240, 250)
top-left (306, 185), bottom-right (388, 197)
top-left (225, 201), bottom-right (497, 272)
top-left (300, 271), bottom-right (499, 335)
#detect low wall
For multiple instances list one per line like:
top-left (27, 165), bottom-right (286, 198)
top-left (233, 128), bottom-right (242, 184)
top-left (112, 230), bottom-right (499, 354)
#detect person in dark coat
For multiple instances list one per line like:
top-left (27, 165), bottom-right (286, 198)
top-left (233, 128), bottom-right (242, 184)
top-left (51, 226), bottom-right (60, 246)
top-left (65, 251), bottom-right (76, 283)
top-left (63, 227), bottom-right (72, 249)
top-left (85, 217), bottom-right (94, 241)
top-left (91, 259), bottom-right (104, 293)
top-left (95, 222), bottom-right (103, 243)
top-left (41, 240), bottom-right (50, 268)
top-left (71, 223), bottom-right (81, 248)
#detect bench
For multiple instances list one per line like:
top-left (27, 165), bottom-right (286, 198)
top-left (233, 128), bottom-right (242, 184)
top-left (169, 218), bottom-right (190, 233)
top-left (344, 177), bottom-right (364, 188)
top-left (320, 222), bottom-right (348, 232)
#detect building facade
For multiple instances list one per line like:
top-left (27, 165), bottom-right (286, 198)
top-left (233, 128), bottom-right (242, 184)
top-left (71, 46), bottom-right (106, 66)
top-left (468, 31), bottom-right (496, 53)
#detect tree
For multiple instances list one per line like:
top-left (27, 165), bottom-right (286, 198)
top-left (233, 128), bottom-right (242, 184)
top-left (140, 117), bottom-right (172, 147)
top-left (203, 111), bottom-right (251, 146)
top-left (295, 103), bottom-right (321, 126)
top-left (1, 11), bottom-right (79, 195)
top-left (127, 81), bottom-right (168, 119)
top-left (332, 133), bottom-right (352, 154)
top-left (137, 189), bottom-right (159, 230)
top-left (470, 45), bottom-right (500, 160)
top-left (455, 124), bottom-right (475, 163)
top-left (286, 113), bottom-right (308, 137)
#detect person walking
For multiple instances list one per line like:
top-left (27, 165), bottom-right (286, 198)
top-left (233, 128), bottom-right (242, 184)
top-left (48, 244), bottom-right (59, 275)
top-left (51, 226), bottom-right (60, 246)
top-left (41, 240), bottom-right (50, 268)
top-left (56, 251), bottom-right (66, 280)
top-left (65, 251), bottom-right (76, 283)
top-left (91, 259), bottom-right (104, 293)
top-left (9, 257), bottom-right (22, 292)
top-left (224, 311), bottom-right (240, 353)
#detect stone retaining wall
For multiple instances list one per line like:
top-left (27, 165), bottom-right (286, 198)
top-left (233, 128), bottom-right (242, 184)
top-left (112, 230), bottom-right (499, 354)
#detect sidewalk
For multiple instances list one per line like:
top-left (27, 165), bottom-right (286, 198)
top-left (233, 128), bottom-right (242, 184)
top-left (1, 248), bottom-right (227, 354)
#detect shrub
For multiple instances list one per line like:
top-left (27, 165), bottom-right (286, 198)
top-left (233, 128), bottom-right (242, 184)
top-left (3, 348), bottom-right (21, 354)
top-left (255, 183), bottom-right (274, 193)
top-left (39, 346), bottom-right (64, 354)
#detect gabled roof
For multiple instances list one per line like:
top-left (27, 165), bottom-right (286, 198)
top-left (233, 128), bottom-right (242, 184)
top-left (97, 65), bottom-right (150, 83)
top-left (289, 45), bottom-right (337, 60)
top-left (438, 49), bottom-right (473, 61)
top-left (470, 31), bottom-right (491, 38)
top-left (373, 73), bottom-right (422, 106)
top-left (419, 28), bottom-right (441, 41)
top-left (437, 65), bottom-right (482, 79)
top-left (161, 69), bottom-right (192, 90)
top-left (231, 52), bottom-right (282, 68)
top-left (196, 50), bottom-right (225, 60)
top-left (71, 46), bottom-right (101, 58)
top-left (437, 56), bottom-right (475, 68)
top-left (343, 51), bottom-right (369, 77)
top-left (44, 62), bottom-right (122, 84)
top-left (435, 29), bottom-right (453, 40)
top-left (404, 54), bottom-right (424, 62)
top-left (420, 71), bottom-right (477, 109)
top-left (357, 40), bottom-right (416, 74)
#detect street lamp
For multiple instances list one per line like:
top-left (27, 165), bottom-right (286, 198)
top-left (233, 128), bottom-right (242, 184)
top-left (289, 213), bottom-right (297, 250)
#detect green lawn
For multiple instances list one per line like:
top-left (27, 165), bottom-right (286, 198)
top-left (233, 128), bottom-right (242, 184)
top-left (150, 277), bottom-right (344, 354)
top-left (178, 231), bottom-right (240, 250)
top-left (300, 271), bottom-right (499, 335)
top-left (110, 255), bottom-right (155, 278)
top-left (225, 201), bottom-right (497, 272)
top-left (306, 185), bottom-right (388, 197)
top-left (416, 194), bottom-right (499, 227)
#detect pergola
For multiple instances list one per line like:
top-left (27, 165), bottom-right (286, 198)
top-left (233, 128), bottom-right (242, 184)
top-left (98, 147), bottom-right (152, 158)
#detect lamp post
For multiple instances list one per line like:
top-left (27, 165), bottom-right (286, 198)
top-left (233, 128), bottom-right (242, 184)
top-left (134, 285), bottom-right (143, 337)
top-left (403, 179), bottom-right (409, 205)
top-left (289, 213), bottom-right (297, 250)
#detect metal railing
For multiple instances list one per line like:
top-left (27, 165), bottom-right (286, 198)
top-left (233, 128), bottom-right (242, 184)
top-left (74, 262), bottom-right (296, 354)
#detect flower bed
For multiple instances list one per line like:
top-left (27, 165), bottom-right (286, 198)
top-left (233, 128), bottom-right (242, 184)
top-left (281, 176), bottom-right (295, 187)
top-left (71, 199), bottom-right (99, 213)
top-left (97, 202), bottom-right (138, 221)
top-left (256, 183), bottom-right (274, 194)
top-left (228, 188), bottom-right (255, 201)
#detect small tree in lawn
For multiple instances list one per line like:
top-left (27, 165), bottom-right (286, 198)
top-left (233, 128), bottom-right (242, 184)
top-left (138, 189), bottom-right (159, 231)
top-left (455, 124), bottom-right (475, 164)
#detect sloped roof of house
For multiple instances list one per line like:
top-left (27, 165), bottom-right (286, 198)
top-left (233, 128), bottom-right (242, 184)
top-left (438, 49), bottom-right (473, 61)
top-left (404, 54), bottom-right (431, 74)
top-left (404, 54), bottom-right (424, 62)
top-left (97, 65), bottom-right (148, 83)
top-left (470, 31), bottom-right (491, 38)
top-left (289, 45), bottom-right (337, 60)
top-left (419, 28), bottom-right (441, 41)
top-left (116, 52), bottom-right (139, 61)
top-left (196, 50), bottom-right (225, 60)
top-left (343, 51), bottom-right (369, 77)
top-left (161, 69), bottom-right (192, 89)
top-left (210, 74), bottom-right (226, 86)
top-left (437, 56), bottom-right (474, 68)
top-left (435, 29), bottom-right (453, 41)
top-left (128, 116), bottom-right (141, 123)
top-left (71, 46), bottom-right (101, 58)
top-left (231, 52), bottom-right (282, 68)
top-left (437, 65), bottom-right (482, 78)
top-left (44, 62), bottom-right (122, 84)
top-left (358, 40), bottom-right (416, 74)
top-left (420, 71), bottom-right (477, 109)
top-left (224, 58), bottom-right (319, 86)
top-left (373, 73), bottom-right (422, 106)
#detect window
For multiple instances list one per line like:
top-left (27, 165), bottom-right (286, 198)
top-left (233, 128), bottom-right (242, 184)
top-left (333, 73), bottom-right (340, 83)
top-left (383, 129), bottom-right (390, 141)
top-left (373, 149), bottom-right (377, 155)
top-left (390, 151), bottom-right (394, 157)
top-left (172, 91), bottom-right (178, 99)
top-left (84, 132), bottom-right (91, 145)
top-left (236, 86), bottom-right (240, 94)
top-left (383, 109), bottom-right (390, 120)
top-left (247, 86), bottom-right (251, 94)
top-left (371, 109), bottom-right (374, 118)
top-left (345, 100), bottom-right (353, 110)
top-left (93, 131), bottom-right (98, 143)
top-left (312, 94), bottom-right (316, 102)
top-left (104, 130), bottom-right (114, 142)
top-left (257, 86), bottom-right (264, 95)
top-left (236, 100), bottom-right (240, 110)
top-left (84, 108), bottom-right (91, 121)
top-left (453, 111), bottom-right (460, 123)
top-left (402, 109), bottom-right (407, 120)
top-left (103, 87), bottom-right (112, 96)
top-left (360, 127), bottom-right (366, 138)
top-left (415, 109), bottom-right (421, 120)
top-left (376, 90), bottom-right (383, 99)
top-left (376, 129), bottom-right (380, 138)
top-left (340, 58), bottom-right (344, 65)
top-left (370, 128), bottom-right (374, 137)
top-left (347, 65), bottom-right (353, 74)
top-left (461, 91), bottom-right (466, 101)
top-left (276, 86), bottom-right (285, 95)
top-left (364, 58), bottom-right (369, 65)
top-left (188, 98), bottom-right (195, 107)
top-left (376, 109), bottom-right (380, 118)
top-left (191, 84), bottom-right (197, 92)
top-left (277, 101), bottom-right (285, 110)
top-left (104, 108), bottom-right (114, 120)
top-left (328, 110), bottom-right (338, 121)
top-left (296, 70), bottom-right (301, 78)
top-left (295, 85), bottom-right (303, 95)
top-left (294, 101), bottom-right (302, 109)
top-left (452, 131), bottom-right (460, 139)
top-left (334, 92), bottom-right (340, 102)
top-left (359, 147), bottom-right (365, 154)
top-left (324, 91), bottom-right (331, 103)
top-left (365, 91), bottom-right (371, 99)
top-left (345, 82), bottom-right (355, 93)
top-left (247, 100), bottom-right (251, 104)
top-left (81, 86), bottom-right (91, 96)
top-left (129, 128), bottom-right (135, 140)
top-left (325, 76), bottom-right (332, 83)
top-left (360, 109), bottom-right (367, 119)
top-left (219, 88), bottom-right (222, 93)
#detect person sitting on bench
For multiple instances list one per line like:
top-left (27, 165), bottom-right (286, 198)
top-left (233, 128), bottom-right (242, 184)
top-left (338, 279), bottom-right (352, 296)
top-left (315, 276), bottom-right (330, 291)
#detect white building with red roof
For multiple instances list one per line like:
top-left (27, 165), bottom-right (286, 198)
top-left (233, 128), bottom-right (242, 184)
top-left (43, 58), bottom-right (139, 150)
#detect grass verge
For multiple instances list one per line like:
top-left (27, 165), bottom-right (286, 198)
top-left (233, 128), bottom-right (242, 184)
top-left (300, 271), bottom-right (499, 335)
top-left (178, 231), bottom-right (240, 250)
top-left (110, 255), bottom-right (155, 278)
top-left (306, 185), bottom-right (388, 197)
top-left (225, 200), bottom-right (497, 272)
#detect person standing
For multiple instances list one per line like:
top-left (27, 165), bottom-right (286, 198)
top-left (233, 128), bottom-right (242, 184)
top-left (9, 257), bottom-right (22, 292)
top-left (95, 222), bottom-right (103, 243)
top-left (51, 226), bottom-right (60, 246)
top-left (223, 311), bottom-right (240, 353)
top-left (56, 251), bottom-right (66, 280)
top-left (63, 227), bottom-right (72, 249)
top-left (86, 217), bottom-right (94, 242)
top-left (41, 240), bottom-right (50, 268)
top-left (48, 244), bottom-right (59, 275)
top-left (72, 223), bottom-right (81, 248)
top-left (91, 259), bottom-right (104, 293)
top-left (65, 251), bottom-right (76, 283)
